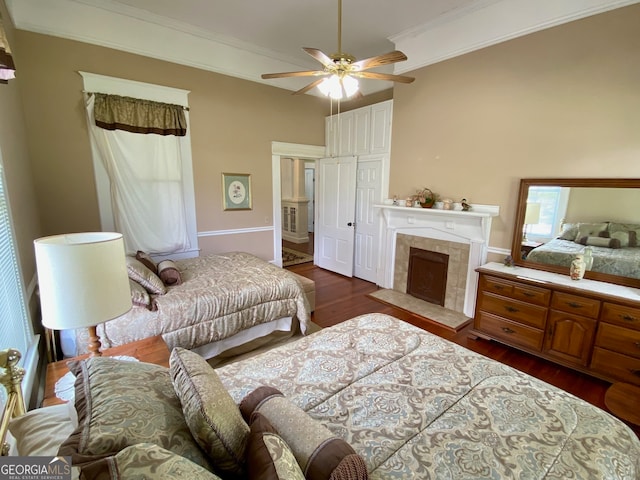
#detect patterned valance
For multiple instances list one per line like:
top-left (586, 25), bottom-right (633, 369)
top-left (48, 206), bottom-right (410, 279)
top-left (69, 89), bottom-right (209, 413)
top-left (0, 17), bottom-right (16, 84)
top-left (93, 93), bottom-right (187, 136)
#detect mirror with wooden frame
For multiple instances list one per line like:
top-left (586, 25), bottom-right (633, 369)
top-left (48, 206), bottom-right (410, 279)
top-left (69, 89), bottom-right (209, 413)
top-left (512, 178), bottom-right (640, 289)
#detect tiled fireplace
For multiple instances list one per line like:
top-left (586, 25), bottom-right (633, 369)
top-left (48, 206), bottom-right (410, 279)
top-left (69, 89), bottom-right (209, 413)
top-left (376, 203), bottom-right (499, 317)
top-left (395, 236), bottom-right (470, 313)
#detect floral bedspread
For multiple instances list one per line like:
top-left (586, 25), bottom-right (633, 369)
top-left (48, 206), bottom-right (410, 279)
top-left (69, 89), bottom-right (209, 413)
top-left (217, 313), bottom-right (640, 479)
top-left (77, 252), bottom-right (311, 354)
top-left (527, 238), bottom-right (640, 279)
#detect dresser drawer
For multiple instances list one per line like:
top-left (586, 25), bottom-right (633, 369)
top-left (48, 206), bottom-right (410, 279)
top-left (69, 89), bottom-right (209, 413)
top-left (601, 303), bottom-right (640, 331)
top-left (478, 292), bottom-right (547, 329)
top-left (480, 275), bottom-right (514, 296)
top-left (595, 323), bottom-right (640, 359)
top-left (511, 283), bottom-right (551, 307)
top-left (591, 347), bottom-right (640, 385)
top-left (475, 311), bottom-right (544, 351)
top-left (480, 275), bottom-right (550, 307)
top-left (551, 292), bottom-right (600, 319)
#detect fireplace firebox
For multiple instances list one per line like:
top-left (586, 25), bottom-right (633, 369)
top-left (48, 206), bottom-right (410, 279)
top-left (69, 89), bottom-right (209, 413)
top-left (407, 247), bottom-right (449, 306)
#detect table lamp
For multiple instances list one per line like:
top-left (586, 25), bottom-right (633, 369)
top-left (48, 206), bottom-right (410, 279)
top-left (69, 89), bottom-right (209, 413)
top-left (523, 202), bottom-right (541, 241)
top-left (34, 232), bottom-right (132, 357)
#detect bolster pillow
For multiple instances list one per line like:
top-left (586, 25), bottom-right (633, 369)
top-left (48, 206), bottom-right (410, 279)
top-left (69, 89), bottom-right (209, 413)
top-left (577, 236), bottom-right (621, 249)
top-left (158, 260), bottom-right (183, 285)
top-left (240, 386), bottom-right (368, 480)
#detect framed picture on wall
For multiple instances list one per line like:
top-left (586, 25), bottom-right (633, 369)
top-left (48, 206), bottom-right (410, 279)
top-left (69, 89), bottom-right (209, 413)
top-left (222, 173), bottom-right (252, 210)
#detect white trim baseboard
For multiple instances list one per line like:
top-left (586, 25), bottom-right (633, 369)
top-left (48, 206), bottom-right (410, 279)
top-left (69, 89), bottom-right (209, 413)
top-left (198, 226), bottom-right (275, 237)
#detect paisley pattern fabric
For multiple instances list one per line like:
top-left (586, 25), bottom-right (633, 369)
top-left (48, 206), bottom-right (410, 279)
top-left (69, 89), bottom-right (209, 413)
top-left (170, 347), bottom-right (249, 477)
top-left (217, 313), bottom-right (640, 479)
top-left (75, 252), bottom-right (311, 354)
top-left (527, 238), bottom-right (640, 279)
top-left (81, 443), bottom-right (222, 479)
top-left (246, 413), bottom-right (306, 480)
top-left (58, 357), bottom-right (213, 471)
top-left (262, 434), bottom-right (305, 479)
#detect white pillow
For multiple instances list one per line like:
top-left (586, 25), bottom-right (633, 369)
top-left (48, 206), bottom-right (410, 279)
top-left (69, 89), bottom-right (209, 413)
top-left (9, 404), bottom-right (74, 456)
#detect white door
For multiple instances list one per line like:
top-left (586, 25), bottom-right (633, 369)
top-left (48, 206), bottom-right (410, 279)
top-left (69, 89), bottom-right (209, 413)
top-left (304, 167), bottom-right (315, 233)
top-left (316, 156), bottom-right (357, 277)
top-left (354, 155), bottom-right (384, 283)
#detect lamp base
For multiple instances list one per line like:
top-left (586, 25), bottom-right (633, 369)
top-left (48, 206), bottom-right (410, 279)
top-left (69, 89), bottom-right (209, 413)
top-left (87, 325), bottom-right (102, 357)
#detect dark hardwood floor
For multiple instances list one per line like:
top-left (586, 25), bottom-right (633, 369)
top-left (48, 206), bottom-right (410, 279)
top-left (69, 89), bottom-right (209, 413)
top-left (286, 260), bottom-right (640, 439)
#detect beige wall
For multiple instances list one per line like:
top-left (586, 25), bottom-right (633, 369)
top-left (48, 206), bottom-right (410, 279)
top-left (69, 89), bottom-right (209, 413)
top-left (565, 188), bottom-right (640, 224)
top-left (0, 1), bottom-right (42, 321)
top-left (12, 30), bottom-right (329, 260)
top-left (7, 4), bottom-right (640, 266)
top-left (391, 4), bottom-right (640, 258)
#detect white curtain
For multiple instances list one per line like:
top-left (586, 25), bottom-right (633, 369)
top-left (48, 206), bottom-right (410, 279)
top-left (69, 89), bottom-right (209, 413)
top-left (85, 94), bottom-right (189, 254)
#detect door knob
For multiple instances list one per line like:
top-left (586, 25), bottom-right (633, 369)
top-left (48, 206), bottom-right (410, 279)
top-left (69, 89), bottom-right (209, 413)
top-left (347, 222), bottom-right (355, 227)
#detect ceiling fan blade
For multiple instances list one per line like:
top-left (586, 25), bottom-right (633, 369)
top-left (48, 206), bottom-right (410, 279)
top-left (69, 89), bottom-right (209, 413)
top-left (353, 71), bottom-right (415, 84)
top-left (262, 70), bottom-right (325, 79)
top-left (352, 51), bottom-right (408, 71)
top-left (293, 78), bottom-right (327, 95)
top-left (303, 47), bottom-right (334, 67)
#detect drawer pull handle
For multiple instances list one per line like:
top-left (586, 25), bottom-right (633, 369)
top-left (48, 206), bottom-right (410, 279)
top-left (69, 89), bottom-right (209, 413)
top-left (620, 314), bottom-right (638, 323)
top-left (493, 285), bottom-right (504, 291)
top-left (631, 369), bottom-right (640, 378)
top-left (522, 292), bottom-right (535, 297)
top-left (504, 306), bottom-right (519, 313)
top-left (635, 342), bottom-right (640, 350)
top-left (567, 302), bottom-right (583, 309)
top-left (501, 327), bottom-right (515, 334)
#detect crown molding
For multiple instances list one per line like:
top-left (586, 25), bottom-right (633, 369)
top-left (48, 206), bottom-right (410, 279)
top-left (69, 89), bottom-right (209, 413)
top-left (7, 0), bottom-right (639, 94)
top-left (391, 0), bottom-right (640, 74)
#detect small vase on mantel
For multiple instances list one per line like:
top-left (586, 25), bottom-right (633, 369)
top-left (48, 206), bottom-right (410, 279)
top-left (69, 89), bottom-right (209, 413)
top-left (570, 254), bottom-right (586, 280)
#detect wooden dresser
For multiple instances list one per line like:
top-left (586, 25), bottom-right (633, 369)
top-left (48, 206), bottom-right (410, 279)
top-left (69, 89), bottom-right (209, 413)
top-left (471, 262), bottom-right (640, 385)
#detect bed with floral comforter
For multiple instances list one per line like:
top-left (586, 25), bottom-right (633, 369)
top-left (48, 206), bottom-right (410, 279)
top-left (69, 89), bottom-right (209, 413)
top-left (217, 313), bottom-right (640, 479)
top-left (72, 252), bottom-right (311, 357)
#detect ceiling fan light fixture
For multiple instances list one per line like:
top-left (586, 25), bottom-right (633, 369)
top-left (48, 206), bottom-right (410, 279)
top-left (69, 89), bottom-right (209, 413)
top-left (342, 75), bottom-right (359, 97)
top-left (317, 74), bottom-right (359, 99)
top-left (261, 0), bottom-right (414, 97)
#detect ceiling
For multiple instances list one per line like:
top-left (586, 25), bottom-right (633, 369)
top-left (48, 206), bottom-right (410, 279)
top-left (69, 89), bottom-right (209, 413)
top-left (6, 0), bottom-right (638, 96)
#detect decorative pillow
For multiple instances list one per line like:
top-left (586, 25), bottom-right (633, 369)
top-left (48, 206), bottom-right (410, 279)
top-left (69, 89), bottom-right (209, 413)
top-left (577, 236), bottom-right (621, 248)
top-left (170, 347), bottom-right (249, 477)
top-left (246, 413), bottom-right (305, 480)
top-left (80, 443), bottom-right (223, 480)
top-left (158, 259), bottom-right (183, 286)
top-left (573, 222), bottom-right (609, 242)
top-left (240, 386), bottom-right (369, 480)
top-left (9, 404), bottom-right (75, 457)
top-left (125, 256), bottom-right (166, 295)
top-left (558, 223), bottom-right (578, 240)
top-left (58, 357), bottom-right (212, 471)
top-left (608, 222), bottom-right (640, 235)
top-left (129, 279), bottom-right (150, 308)
top-left (610, 230), bottom-right (637, 247)
top-left (135, 250), bottom-right (158, 274)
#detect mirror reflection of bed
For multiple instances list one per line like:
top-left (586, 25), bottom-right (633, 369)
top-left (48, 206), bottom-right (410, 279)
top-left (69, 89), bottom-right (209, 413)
top-left (512, 178), bottom-right (640, 288)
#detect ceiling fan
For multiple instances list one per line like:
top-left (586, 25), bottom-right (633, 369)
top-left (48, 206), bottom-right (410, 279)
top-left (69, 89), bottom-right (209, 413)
top-left (261, 0), bottom-right (415, 99)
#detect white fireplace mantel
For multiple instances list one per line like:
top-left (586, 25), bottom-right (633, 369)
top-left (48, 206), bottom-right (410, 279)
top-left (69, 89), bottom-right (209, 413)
top-left (375, 203), bottom-right (500, 317)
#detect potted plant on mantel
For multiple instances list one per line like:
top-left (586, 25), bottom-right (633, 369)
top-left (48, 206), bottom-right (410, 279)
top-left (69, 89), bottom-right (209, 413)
top-left (415, 188), bottom-right (436, 208)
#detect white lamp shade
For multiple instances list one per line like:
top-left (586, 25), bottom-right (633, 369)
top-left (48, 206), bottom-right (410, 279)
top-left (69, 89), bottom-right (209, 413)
top-left (524, 202), bottom-right (541, 225)
top-left (34, 232), bottom-right (132, 330)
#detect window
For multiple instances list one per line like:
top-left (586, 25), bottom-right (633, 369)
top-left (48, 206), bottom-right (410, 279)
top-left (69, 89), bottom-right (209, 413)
top-left (527, 186), bottom-right (570, 241)
top-left (80, 72), bottom-right (198, 260)
top-left (0, 156), bottom-right (36, 404)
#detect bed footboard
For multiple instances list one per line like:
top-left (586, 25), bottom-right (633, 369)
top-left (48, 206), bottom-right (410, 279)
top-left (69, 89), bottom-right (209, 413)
top-left (0, 348), bottom-right (26, 455)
